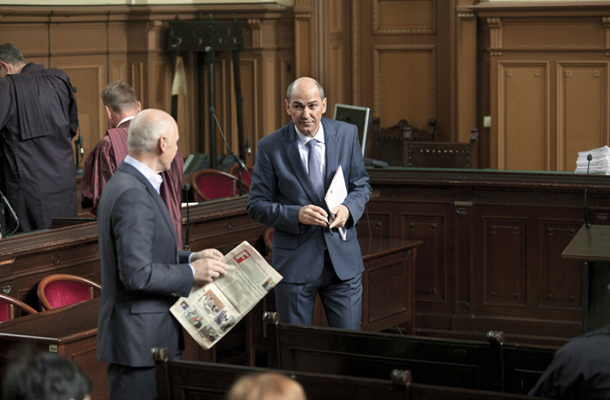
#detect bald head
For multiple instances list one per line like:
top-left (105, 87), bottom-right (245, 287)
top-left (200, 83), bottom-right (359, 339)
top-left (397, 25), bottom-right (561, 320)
top-left (285, 77), bottom-right (327, 137)
top-left (128, 109), bottom-right (180, 172)
top-left (286, 77), bottom-right (325, 103)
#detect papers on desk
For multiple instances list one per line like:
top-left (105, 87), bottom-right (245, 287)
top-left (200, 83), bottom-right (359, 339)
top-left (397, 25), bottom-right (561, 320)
top-left (324, 166), bottom-right (347, 241)
top-left (575, 146), bottom-right (610, 175)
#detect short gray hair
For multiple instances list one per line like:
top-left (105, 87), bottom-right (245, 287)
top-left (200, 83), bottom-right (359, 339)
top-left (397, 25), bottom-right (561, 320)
top-left (127, 109), bottom-right (174, 153)
top-left (286, 77), bottom-right (325, 102)
top-left (101, 81), bottom-right (138, 112)
top-left (0, 43), bottom-right (24, 65)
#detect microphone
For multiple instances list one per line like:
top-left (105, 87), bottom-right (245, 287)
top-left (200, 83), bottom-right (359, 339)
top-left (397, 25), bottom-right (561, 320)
top-left (584, 153), bottom-right (593, 229)
top-left (209, 107), bottom-right (251, 194)
top-left (183, 183), bottom-right (191, 251)
top-left (0, 189), bottom-right (19, 237)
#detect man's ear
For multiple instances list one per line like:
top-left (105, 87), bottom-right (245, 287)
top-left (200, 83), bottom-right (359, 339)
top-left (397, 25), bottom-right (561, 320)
top-left (157, 135), bottom-right (167, 155)
top-left (136, 101), bottom-right (142, 113)
top-left (104, 105), bottom-right (112, 122)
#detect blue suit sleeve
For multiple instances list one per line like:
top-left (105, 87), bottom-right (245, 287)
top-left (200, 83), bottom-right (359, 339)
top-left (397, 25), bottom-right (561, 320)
top-left (112, 188), bottom-right (193, 296)
top-left (247, 140), bottom-right (303, 235)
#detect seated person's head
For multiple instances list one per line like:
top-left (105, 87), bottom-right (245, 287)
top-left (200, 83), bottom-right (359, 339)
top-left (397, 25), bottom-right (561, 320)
top-left (227, 372), bottom-right (306, 400)
top-left (2, 348), bottom-right (92, 400)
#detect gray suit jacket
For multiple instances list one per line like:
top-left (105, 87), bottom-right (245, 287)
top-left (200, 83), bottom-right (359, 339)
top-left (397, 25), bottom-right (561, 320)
top-left (96, 162), bottom-right (193, 367)
top-left (247, 117), bottom-right (371, 283)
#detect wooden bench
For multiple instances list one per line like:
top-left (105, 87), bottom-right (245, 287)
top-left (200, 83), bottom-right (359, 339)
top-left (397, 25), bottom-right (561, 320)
top-left (152, 347), bottom-right (538, 400)
top-left (153, 347), bottom-right (410, 400)
top-left (263, 314), bottom-right (557, 395)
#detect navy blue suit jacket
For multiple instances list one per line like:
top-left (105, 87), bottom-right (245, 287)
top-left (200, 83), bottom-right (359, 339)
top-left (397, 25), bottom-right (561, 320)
top-left (96, 162), bottom-right (193, 367)
top-left (247, 117), bottom-right (371, 283)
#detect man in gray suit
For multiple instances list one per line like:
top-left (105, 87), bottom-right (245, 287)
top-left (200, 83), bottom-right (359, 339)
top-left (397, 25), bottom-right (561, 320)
top-left (96, 109), bottom-right (228, 400)
top-left (247, 77), bottom-right (371, 330)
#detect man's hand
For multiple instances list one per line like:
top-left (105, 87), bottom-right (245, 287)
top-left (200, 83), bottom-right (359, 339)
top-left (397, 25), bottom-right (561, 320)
top-left (191, 248), bottom-right (223, 262)
top-left (329, 204), bottom-right (349, 229)
top-left (299, 204), bottom-right (329, 226)
top-left (191, 248), bottom-right (227, 285)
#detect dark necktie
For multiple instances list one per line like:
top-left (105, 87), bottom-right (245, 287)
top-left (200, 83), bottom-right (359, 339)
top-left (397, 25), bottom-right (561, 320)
top-left (307, 139), bottom-right (323, 198)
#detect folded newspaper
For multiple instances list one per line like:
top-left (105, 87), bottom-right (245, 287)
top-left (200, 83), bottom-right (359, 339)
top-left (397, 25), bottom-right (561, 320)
top-left (170, 241), bottom-right (282, 350)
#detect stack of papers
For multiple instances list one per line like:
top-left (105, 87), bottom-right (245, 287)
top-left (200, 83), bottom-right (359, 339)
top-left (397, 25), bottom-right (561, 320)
top-left (575, 146), bottom-right (610, 175)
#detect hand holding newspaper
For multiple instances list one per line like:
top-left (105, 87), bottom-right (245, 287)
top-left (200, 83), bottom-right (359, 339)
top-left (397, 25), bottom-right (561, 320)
top-left (324, 165), bottom-right (348, 241)
top-left (170, 241), bottom-right (282, 349)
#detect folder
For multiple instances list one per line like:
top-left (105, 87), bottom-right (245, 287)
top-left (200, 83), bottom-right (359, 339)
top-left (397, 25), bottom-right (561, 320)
top-left (324, 166), bottom-right (347, 241)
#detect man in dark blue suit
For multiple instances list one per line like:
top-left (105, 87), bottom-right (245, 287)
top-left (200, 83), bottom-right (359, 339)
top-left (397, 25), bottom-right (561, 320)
top-left (247, 77), bottom-right (371, 330)
top-left (96, 109), bottom-right (228, 400)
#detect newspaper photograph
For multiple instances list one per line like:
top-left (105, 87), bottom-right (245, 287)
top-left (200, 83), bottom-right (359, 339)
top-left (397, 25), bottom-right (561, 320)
top-left (170, 240), bottom-right (282, 349)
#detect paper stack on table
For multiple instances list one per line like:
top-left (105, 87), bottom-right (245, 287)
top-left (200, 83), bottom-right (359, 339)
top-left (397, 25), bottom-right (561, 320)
top-left (575, 146), bottom-right (610, 175)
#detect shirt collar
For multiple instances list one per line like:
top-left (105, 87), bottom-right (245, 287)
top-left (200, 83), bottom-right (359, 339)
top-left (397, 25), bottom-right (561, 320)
top-left (116, 115), bottom-right (135, 129)
top-left (295, 122), bottom-right (325, 147)
top-left (124, 155), bottom-right (163, 194)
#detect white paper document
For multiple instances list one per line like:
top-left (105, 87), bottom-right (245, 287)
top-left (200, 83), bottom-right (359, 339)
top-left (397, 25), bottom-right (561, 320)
top-left (324, 166), bottom-right (348, 241)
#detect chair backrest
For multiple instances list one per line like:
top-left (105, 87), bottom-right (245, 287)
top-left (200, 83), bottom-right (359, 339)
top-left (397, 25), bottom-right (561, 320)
top-left (228, 163), bottom-right (254, 187)
top-left (0, 294), bottom-right (37, 322)
top-left (405, 129), bottom-right (478, 168)
top-left (372, 119), bottom-right (435, 166)
top-left (192, 169), bottom-right (250, 201)
top-left (37, 274), bottom-right (102, 310)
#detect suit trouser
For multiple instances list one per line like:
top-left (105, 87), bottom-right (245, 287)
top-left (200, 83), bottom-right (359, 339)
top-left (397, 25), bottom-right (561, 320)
top-left (274, 249), bottom-right (363, 330)
top-left (107, 363), bottom-right (157, 400)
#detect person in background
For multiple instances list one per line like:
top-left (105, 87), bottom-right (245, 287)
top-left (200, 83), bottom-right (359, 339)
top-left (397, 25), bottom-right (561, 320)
top-left (0, 42), bottom-right (79, 233)
top-left (3, 347), bottom-right (92, 400)
top-left (96, 109), bottom-right (227, 400)
top-left (528, 324), bottom-right (610, 400)
top-left (227, 373), bottom-right (306, 400)
top-left (247, 77), bottom-right (371, 330)
top-left (81, 80), bottom-right (184, 248)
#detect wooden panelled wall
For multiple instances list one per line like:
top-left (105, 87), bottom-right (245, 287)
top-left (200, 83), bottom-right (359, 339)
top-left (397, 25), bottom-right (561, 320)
top-left (305, 0), bottom-right (610, 171)
top-left (0, 4), bottom-right (295, 167)
top-left (362, 168), bottom-right (610, 345)
top-left (2, 1), bottom-right (608, 171)
top-left (473, 2), bottom-right (610, 171)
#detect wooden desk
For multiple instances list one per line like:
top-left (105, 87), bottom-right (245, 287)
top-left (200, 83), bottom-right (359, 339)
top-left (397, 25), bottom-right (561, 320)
top-left (562, 224), bottom-right (610, 332)
top-left (313, 238), bottom-right (421, 333)
top-left (360, 238), bottom-right (421, 333)
top-left (0, 298), bottom-right (108, 400)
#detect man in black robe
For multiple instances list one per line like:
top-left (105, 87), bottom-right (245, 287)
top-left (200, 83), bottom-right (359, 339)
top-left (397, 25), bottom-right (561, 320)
top-left (0, 42), bottom-right (79, 234)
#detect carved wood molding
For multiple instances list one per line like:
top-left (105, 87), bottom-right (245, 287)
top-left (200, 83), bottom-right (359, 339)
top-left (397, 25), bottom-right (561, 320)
top-left (455, 201), bottom-right (473, 217)
top-left (487, 17), bottom-right (503, 56)
top-left (604, 16), bottom-right (610, 56)
top-left (351, 0), bottom-right (360, 105)
top-left (457, 12), bottom-right (475, 20)
top-left (248, 18), bottom-right (263, 49)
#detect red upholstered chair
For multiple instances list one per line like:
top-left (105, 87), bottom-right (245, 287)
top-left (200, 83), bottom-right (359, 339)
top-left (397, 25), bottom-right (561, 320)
top-left (228, 163), bottom-right (254, 187)
top-left (192, 169), bottom-right (250, 201)
top-left (37, 274), bottom-right (102, 311)
top-left (0, 294), bottom-right (37, 322)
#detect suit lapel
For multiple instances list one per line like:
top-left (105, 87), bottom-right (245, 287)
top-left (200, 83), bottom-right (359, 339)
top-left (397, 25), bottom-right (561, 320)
top-left (119, 162), bottom-right (178, 244)
top-left (284, 122), bottom-right (324, 205)
top-left (323, 118), bottom-right (339, 192)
